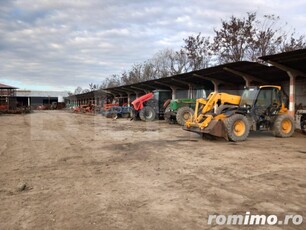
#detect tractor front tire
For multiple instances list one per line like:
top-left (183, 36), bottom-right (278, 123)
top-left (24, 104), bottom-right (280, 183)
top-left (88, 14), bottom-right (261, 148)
top-left (139, 106), bottom-right (156, 121)
top-left (224, 114), bottom-right (250, 142)
top-left (176, 107), bottom-right (194, 126)
top-left (273, 114), bottom-right (295, 137)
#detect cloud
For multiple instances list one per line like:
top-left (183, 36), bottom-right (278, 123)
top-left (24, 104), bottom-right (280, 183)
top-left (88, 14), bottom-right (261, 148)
top-left (0, 0), bottom-right (305, 91)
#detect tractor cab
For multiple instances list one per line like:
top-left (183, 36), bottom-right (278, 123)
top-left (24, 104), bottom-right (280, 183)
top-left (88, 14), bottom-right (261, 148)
top-left (131, 90), bottom-right (171, 121)
top-left (153, 90), bottom-right (172, 112)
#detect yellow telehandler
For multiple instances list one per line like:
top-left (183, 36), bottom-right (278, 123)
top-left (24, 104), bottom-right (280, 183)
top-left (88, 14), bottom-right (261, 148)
top-left (183, 85), bottom-right (295, 141)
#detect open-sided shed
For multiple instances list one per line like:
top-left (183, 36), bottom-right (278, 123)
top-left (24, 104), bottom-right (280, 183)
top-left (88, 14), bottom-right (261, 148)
top-left (71, 48), bottom-right (306, 117)
top-left (103, 61), bottom-right (289, 106)
top-left (260, 49), bottom-right (306, 115)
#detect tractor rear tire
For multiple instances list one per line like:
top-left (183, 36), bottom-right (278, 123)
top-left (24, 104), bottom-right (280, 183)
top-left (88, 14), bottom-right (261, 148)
top-left (176, 107), bottom-right (194, 126)
top-left (224, 114), bottom-right (250, 142)
top-left (139, 106), bottom-right (156, 121)
top-left (273, 114), bottom-right (295, 137)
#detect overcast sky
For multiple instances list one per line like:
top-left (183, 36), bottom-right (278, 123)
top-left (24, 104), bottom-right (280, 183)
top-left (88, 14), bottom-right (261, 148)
top-left (0, 0), bottom-right (305, 92)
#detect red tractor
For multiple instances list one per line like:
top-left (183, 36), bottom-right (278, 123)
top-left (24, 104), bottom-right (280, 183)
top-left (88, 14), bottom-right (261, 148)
top-left (131, 90), bottom-right (171, 121)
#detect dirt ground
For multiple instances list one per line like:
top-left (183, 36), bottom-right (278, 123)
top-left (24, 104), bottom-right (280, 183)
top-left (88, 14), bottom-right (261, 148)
top-left (0, 110), bottom-right (305, 230)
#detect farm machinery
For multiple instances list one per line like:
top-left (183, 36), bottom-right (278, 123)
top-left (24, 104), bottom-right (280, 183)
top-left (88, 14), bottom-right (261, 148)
top-left (296, 109), bottom-right (306, 134)
top-left (101, 96), bottom-right (131, 119)
top-left (164, 89), bottom-right (207, 125)
top-left (131, 90), bottom-right (171, 121)
top-left (184, 85), bottom-right (295, 141)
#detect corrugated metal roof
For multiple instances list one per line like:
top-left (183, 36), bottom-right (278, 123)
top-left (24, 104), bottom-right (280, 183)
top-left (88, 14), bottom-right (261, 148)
top-left (259, 48), bottom-right (306, 76)
top-left (0, 83), bottom-right (18, 89)
top-left (104, 61), bottom-right (288, 95)
top-left (16, 90), bottom-right (69, 97)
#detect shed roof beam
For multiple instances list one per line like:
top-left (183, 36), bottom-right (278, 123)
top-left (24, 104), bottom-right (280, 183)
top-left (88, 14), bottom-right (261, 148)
top-left (94, 91), bottom-right (108, 98)
top-left (223, 67), bottom-right (268, 86)
top-left (193, 73), bottom-right (233, 86)
top-left (153, 81), bottom-right (172, 88)
top-left (107, 89), bottom-right (124, 95)
top-left (130, 86), bottom-right (148, 93)
top-left (171, 78), bottom-right (190, 86)
top-left (102, 90), bottom-right (117, 96)
top-left (139, 83), bottom-right (157, 90)
top-left (119, 87), bottom-right (140, 94)
top-left (193, 74), bottom-right (224, 92)
top-left (266, 60), bottom-right (306, 77)
top-left (108, 88), bottom-right (129, 95)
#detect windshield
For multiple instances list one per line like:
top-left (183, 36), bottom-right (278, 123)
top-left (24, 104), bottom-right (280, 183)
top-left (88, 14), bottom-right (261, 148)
top-left (153, 91), bottom-right (159, 100)
top-left (240, 88), bottom-right (258, 107)
top-left (195, 89), bottom-right (206, 98)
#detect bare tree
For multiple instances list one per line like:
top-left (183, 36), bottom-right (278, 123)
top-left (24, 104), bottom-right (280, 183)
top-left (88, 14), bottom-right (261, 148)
top-left (212, 12), bottom-right (256, 63)
top-left (182, 33), bottom-right (212, 70)
top-left (281, 32), bottom-right (306, 52)
top-left (213, 12), bottom-right (306, 63)
top-left (74, 86), bottom-right (83, 95)
top-left (248, 14), bottom-right (282, 61)
top-left (81, 89), bottom-right (90, 94)
top-left (89, 83), bottom-right (99, 91)
top-left (151, 49), bottom-right (173, 78)
top-left (100, 75), bottom-right (121, 89)
top-left (166, 50), bottom-right (188, 74)
top-left (157, 49), bottom-right (189, 75)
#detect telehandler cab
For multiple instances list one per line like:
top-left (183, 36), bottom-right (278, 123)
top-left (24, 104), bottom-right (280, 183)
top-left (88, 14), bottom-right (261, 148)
top-left (184, 85), bottom-right (295, 141)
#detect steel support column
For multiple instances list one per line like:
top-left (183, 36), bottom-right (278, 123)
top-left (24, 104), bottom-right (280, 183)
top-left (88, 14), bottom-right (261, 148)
top-left (127, 93), bottom-right (131, 106)
top-left (170, 87), bottom-right (177, 100)
top-left (288, 72), bottom-right (296, 117)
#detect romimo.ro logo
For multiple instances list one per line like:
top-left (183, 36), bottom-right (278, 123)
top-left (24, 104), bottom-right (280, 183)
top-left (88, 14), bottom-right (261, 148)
top-left (208, 212), bottom-right (303, 226)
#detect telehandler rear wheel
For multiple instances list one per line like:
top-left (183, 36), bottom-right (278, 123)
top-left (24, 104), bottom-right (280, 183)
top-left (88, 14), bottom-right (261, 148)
top-left (224, 114), bottom-right (250, 142)
top-left (139, 106), bottom-right (156, 121)
top-left (273, 114), bottom-right (295, 137)
top-left (176, 107), bottom-right (194, 126)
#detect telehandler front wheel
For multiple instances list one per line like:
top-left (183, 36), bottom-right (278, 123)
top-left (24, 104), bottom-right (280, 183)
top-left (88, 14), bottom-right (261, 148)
top-left (224, 114), bottom-right (250, 142)
top-left (273, 114), bottom-right (295, 137)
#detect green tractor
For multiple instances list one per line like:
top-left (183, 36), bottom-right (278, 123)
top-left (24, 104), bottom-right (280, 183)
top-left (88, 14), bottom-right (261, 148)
top-left (164, 89), bottom-right (207, 125)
